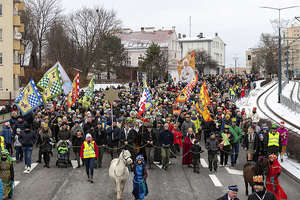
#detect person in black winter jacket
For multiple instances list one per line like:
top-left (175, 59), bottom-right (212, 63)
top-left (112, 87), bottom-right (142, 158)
top-left (217, 185), bottom-right (240, 200)
top-left (159, 123), bottom-right (173, 170)
top-left (141, 123), bottom-right (156, 169)
top-left (191, 140), bottom-right (202, 173)
top-left (120, 123), bottom-right (137, 162)
top-left (72, 131), bottom-right (84, 168)
top-left (107, 121), bottom-right (121, 159)
top-left (19, 123), bottom-right (36, 173)
top-left (94, 123), bottom-right (107, 168)
top-left (248, 175), bottom-right (277, 200)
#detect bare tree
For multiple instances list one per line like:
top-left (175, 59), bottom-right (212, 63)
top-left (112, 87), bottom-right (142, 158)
top-left (24, 0), bottom-right (62, 68)
top-left (195, 50), bottom-right (218, 74)
top-left (66, 7), bottom-right (121, 77)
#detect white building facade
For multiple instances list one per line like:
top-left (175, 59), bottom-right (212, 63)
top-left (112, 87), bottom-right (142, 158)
top-left (179, 33), bottom-right (226, 74)
top-left (117, 27), bottom-right (181, 79)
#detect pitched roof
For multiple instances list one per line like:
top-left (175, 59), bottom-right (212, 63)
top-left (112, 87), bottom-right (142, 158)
top-left (117, 30), bottom-right (174, 49)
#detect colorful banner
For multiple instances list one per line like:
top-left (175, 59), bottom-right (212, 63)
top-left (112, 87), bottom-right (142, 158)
top-left (196, 101), bottom-right (213, 122)
top-left (79, 75), bottom-right (94, 109)
top-left (177, 51), bottom-right (196, 83)
top-left (15, 79), bottom-right (43, 116)
top-left (137, 80), bottom-right (153, 118)
top-left (67, 72), bottom-right (79, 108)
top-left (45, 62), bottom-right (72, 95)
top-left (200, 81), bottom-right (211, 106)
top-left (37, 65), bottom-right (63, 102)
top-left (176, 75), bottom-right (198, 103)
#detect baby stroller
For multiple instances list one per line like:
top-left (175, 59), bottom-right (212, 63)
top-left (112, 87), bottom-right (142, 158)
top-left (56, 140), bottom-right (72, 168)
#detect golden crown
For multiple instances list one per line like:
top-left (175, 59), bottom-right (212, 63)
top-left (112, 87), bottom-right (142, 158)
top-left (253, 175), bottom-right (264, 183)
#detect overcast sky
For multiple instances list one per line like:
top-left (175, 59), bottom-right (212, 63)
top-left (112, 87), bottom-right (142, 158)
top-left (62, 0), bottom-right (300, 68)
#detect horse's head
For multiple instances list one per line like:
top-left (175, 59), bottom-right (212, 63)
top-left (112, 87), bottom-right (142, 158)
top-left (256, 156), bottom-right (269, 176)
top-left (121, 150), bottom-right (133, 166)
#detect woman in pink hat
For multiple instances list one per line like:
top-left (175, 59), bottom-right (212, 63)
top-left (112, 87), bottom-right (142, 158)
top-left (277, 121), bottom-right (288, 162)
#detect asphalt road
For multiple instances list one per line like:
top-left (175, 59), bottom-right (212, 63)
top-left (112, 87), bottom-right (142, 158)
top-left (12, 143), bottom-right (300, 200)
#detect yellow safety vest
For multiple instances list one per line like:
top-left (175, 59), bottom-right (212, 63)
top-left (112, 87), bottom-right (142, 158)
top-left (268, 132), bottom-right (279, 147)
top-left (83, 141), bottom-right (96, 158)
top-left (0, 136), bottom-right (5, 151)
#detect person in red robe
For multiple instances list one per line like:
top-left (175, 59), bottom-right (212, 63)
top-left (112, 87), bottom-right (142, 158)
top-left (182, 128), bottom-right (195, 167)
top-left (266, 154), bottom-right (287, 200)
top-left (172, 123), bottom-right (182, 155)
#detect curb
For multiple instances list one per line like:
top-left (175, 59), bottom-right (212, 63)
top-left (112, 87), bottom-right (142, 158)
top-left (281, 164), bottom-right (300, 184)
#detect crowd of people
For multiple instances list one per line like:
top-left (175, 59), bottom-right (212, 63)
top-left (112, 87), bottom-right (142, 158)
top-left (0, 74), bottom-right (290, 200)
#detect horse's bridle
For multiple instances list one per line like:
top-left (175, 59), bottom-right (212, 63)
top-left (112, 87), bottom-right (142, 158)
top-left (122, 153), bottom-right (131, 164)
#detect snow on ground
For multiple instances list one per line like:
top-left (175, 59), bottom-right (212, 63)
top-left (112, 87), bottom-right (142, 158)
top-left (280, 155), bottom-right (300, 181)
top-left (94, 83), bottom-right (129, 90)
top-left (266, 85), bottom-right (300, 132)
top-left (282, 82), bottom-right (294, 99)
top-left (236, 80), bottom-right (274, 116)
top-left (291, 81), bottom-right (299, 103)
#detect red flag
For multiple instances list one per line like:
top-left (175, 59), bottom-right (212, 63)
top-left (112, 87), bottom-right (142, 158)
top-left (67, 72), bottom-right (79, 107)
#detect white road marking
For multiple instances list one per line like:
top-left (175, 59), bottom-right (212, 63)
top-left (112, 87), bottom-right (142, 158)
top-left (225, 167), bottom-right (243, 176)
top-left (27, 163), bottom-right (38, 173)
top-left (200, 158), bottom-right (208, 168)
top-left (209, 174), bottom-right (223, 187)
top-left (14, 181), bottom-right (20, 188)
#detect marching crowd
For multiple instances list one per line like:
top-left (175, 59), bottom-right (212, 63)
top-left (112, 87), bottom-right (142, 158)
top-left (0, 74), bottom-right (290, 200)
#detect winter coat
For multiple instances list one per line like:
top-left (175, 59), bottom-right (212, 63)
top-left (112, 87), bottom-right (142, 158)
top-left (58, 127), bottom-right (71, 141)
top-left (141, 128), bottom-right (156, 147)
top-left (206, 138), bottom-right (219, 154)
top-left (217, 194), bottom-right (239, 200)
top-left (19, 130), bottom-right (36, 147)
top-left (14, 121), bottom-right (25, 133)
top-left (107, 126), bottom-right (121, 147)
top-left (72, 134), bottom-right (84, 153)
top-left (71, 125), bottom-right (84, 137)
top-left (247, 190), bottom-right (277, 200)
top-left (277, 127), bottom-right (288, 145)
top-left (37, 128), bottom-right (52, 152)
top-left (0, 126), bottom-right (12, 144)
top-left (191, 144), bottom-right (202, 160)
top-left (159, 130), bottom-right (173, 147)
top-left (191, 117), bottom-right (201, 132)
top-left (120, 128), bottom-right (136, 145)
top-left (229, 125), bottom-right (243, 144)
top-left (172, 129), bottom-right (183, 147)
top-left (94, 127), bottom-right (107, 146)
top-left (181, 121), bottom-right (196, 138)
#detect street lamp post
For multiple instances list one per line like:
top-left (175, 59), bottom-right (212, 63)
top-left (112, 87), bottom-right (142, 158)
top-left (261, 6), bottom-right (299, 103)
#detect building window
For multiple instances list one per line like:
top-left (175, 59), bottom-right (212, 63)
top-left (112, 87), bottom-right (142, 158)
top-left (0, 4), bottom-right (2, 16)
top-left (0, 28), bottom-right (2, 40)
top-left (0, 52), bottom-right (3, 65)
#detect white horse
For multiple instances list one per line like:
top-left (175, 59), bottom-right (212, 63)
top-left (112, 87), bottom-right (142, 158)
top-left (109, 150), bottom-right (133, 200)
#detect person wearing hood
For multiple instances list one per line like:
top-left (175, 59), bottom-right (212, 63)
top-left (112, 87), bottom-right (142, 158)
top-left (19, 123), bottom-right (36, 173)
top-left (80, 133), bottom-right (98, 183)
top-left (0, 149), bottom-right (14, 199)
top-left (132, 155), bottom-right (148, 200)
top-left (248, 175), bottom-right (277, 200)
top-left (36, 122), bottom-right (52, 168)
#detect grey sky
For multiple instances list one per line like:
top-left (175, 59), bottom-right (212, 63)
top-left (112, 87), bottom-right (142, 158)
top-left (61, 0), bottom-right (300, 68)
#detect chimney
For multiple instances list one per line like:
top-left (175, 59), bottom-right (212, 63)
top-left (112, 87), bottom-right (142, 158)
top-left (197, 32), bottom-right (204, 38)
top-left (183, 34), bottom-right (186, 38)
top-left (178, 33), bottom-right (181, 39)
top-left (215, 32), bottom-right (218, 37)
top-left (141, 27), bottom-right (145, 32)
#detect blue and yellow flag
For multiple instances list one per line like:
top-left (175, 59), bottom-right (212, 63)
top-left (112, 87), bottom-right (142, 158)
top-left (37, 66), bottom-right (63, 102)
top-left (15, 79), bottom-right (43, 116)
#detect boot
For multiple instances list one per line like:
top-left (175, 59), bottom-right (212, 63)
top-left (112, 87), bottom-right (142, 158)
top-left (90, 176), bottom-right (94, 183)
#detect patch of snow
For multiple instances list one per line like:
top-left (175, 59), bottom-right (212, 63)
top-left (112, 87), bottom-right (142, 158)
top-left (94, 83), bottom-right (129, 90)
top-left (266, 85), bottom-right (300, 132)
top-left (280, 155), bottom-right (300, 181)
top-left (282, 82), bottom-right (294, 99)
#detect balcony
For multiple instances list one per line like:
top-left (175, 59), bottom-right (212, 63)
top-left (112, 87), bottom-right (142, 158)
top-left (13, 40), bottom-right (21, 50)
top-left (18, 2), bottom-right (25, 11)
top-left (18, 24), bottom-right (24, 32)
top-left (13, 16), bottom-right (21, 27)
top-left (13, 64), bottom-right (24, 76)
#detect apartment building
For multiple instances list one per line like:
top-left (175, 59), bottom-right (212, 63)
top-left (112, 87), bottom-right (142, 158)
top-left (0, 0), bottom-right (25, 102)
top-left (178, 33), bottom-right (226, 75)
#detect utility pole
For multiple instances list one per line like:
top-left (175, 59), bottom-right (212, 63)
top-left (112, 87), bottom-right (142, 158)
top-left (286, 36), bottom-right (289, 83)
top-left (233, 56), bottom-right (239, 75)
top-left (189, 16), bottom-right (192, 37)
top-left (261, 5), bottom-right (299, 103)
